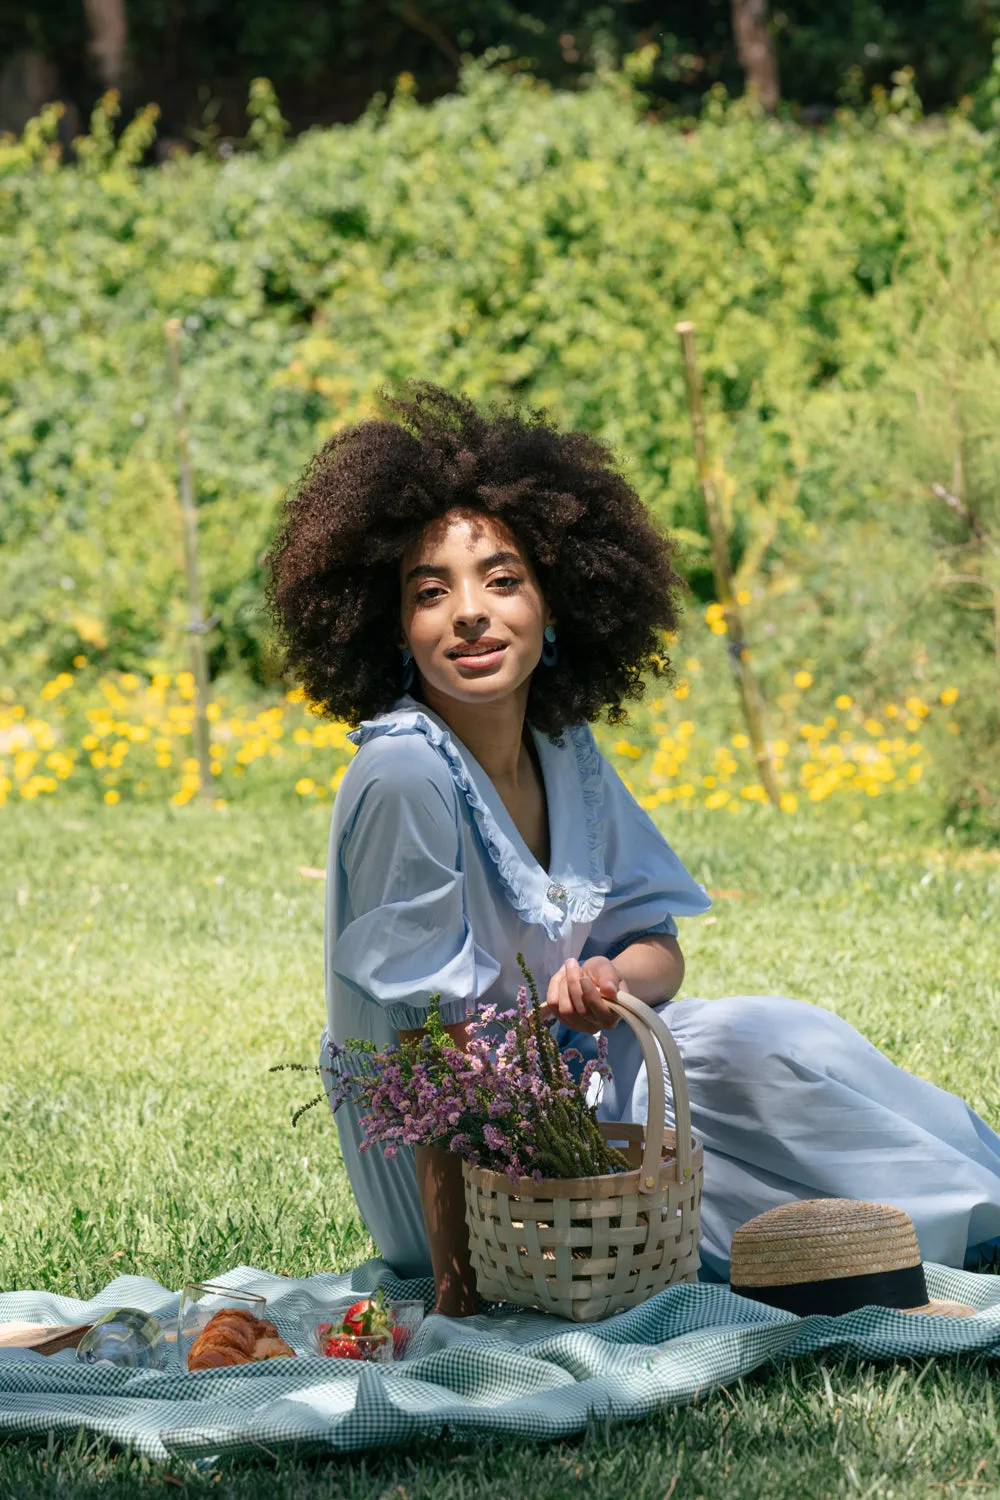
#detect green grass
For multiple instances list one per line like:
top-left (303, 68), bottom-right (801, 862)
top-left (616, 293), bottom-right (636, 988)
top-left (2, 799), bottom-right (1000, 1497)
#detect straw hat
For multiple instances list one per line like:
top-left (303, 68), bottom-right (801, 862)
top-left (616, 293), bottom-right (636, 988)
top-left (729, 1199), bottom-right (975, 1317)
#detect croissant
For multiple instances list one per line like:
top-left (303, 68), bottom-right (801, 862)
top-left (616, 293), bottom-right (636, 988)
top-left (187, 1307), bottom-right (295, 1370)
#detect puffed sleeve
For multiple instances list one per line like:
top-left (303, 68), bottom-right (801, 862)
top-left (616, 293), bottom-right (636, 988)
top-left (579, 753), bottom-right (712, 962)
top-left (330, 739), bottom-right (501, 1030)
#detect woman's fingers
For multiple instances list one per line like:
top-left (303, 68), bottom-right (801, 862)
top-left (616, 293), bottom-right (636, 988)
top-left (564, 957), bottom-right (586, 1013)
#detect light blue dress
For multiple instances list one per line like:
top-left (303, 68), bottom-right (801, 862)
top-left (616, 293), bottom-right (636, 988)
top-left (322, 697), bottom-right (1000, 1280)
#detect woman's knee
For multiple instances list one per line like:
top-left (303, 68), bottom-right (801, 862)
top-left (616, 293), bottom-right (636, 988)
top-left (674, 994), bottom-right (856, 1075)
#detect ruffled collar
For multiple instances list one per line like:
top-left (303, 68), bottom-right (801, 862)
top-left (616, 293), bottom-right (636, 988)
top-left (348, 697), bottom-right (611, 940)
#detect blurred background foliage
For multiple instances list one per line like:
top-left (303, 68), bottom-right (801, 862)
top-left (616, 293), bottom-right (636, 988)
top-left (1, 58), bottom-right (999, 835)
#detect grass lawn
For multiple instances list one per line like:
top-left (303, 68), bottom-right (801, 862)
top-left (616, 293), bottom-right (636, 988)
top-left (2, 798), bottom-right (1000, 1498)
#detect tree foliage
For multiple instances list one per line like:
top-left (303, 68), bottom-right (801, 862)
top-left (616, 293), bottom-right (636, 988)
top-left (5, 0), bottom-right (1000, 138)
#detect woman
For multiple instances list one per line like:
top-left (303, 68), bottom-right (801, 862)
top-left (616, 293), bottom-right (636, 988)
top-left (268, 383), bottom-right (1000, 1316)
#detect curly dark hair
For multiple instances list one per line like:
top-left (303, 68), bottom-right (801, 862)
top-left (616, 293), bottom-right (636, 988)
top-left (266, 382), bottom-right (685, 735)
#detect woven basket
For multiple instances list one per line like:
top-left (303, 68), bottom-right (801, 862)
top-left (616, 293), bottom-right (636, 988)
top-left (462, 990), bottom-right (703, 1322)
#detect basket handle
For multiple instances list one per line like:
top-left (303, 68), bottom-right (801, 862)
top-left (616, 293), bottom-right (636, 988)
top-left (604, 989), bottom-right (693, 1194)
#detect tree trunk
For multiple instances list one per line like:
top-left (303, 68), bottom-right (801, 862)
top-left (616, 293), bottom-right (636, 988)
top-left (83, 0), bottom-right (128, 91)
top-left (731, 0), bottom-right (779, 115)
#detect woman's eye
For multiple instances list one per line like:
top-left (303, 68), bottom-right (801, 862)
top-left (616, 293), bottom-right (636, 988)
top-left (414, 576), bottom-right (521, 602)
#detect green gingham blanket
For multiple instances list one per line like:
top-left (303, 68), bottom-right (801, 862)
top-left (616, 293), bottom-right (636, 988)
top-left (2, 1261), bottom-right (1000, 1462)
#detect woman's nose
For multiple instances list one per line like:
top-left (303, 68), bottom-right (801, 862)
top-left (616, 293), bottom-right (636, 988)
top-left (453, 585), bottom-right (489, 626)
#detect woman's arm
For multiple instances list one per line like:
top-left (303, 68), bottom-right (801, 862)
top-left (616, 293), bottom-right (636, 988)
top-left (398, 1019), bottom-right (479, 1318)
top-left (608, 933), bottom-right (685, 1003)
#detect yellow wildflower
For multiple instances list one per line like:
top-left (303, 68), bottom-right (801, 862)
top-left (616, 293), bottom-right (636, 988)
top-left (940, 686), bottom-right (959, 706)
top-left (103, 789), bottom-right (120, 805)
top-left (793, 670), bottom-right (813, 689)
top-left (295, 777), bottom-right (316, 796)
top-left (835, 694), bottom-right (852, 710)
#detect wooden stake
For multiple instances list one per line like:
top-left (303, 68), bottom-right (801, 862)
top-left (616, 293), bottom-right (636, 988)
top-left (164, 318), bottom-right (214, 800)
top-left (674, 321), bottom-right (781, 806)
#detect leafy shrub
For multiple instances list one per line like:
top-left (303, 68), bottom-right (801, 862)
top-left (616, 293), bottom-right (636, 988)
top-left (1, 63), bottom-right (998, 833)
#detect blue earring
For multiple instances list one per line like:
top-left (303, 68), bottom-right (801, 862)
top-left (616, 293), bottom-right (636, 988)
top-left (401, 647), bottom-right (415, 691)
top-left (541, 624), bottom-right (558, 668)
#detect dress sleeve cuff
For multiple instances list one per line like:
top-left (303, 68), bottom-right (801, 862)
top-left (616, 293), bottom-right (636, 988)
top-left (384, 996), bottom-right (472, 1031)
top-left (605, 914), bottom-right (679, 961)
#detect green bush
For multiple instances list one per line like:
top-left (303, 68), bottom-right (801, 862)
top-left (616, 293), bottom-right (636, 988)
top-left (1, 63), bottom-right (998, 833)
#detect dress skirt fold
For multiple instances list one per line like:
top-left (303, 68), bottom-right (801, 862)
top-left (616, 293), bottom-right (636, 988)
top-left (598, 996), bottom-right (1000, 1279)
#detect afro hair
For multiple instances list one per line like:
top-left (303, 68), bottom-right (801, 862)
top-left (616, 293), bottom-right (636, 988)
top-left (266, 382), bottom-right (685, 736)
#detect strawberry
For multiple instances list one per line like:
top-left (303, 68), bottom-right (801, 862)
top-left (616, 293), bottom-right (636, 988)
top-left (322, 1334), bottom-right (364, 1360)
top-left (341, 1299), bottom-right (377, 1337)
top-left (341, 1289), bottom-right (393, 1338)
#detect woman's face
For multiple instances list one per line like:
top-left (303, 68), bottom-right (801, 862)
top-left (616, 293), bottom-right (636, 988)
top-left (399, 510), bottom-right (552, 710)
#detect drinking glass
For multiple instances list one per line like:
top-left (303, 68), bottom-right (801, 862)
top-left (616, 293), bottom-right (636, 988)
top-left (178, 1283), bottom-right (267, 1372)
top-left (76, 1307), bottom-right (170, 1369)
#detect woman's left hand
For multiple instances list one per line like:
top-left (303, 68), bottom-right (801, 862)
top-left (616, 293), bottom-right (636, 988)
top-left (545, 956), bottom-right (621, 1033)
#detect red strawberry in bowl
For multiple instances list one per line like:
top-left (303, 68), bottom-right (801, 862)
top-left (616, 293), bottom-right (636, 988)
top-left (313, 1292), bottom-right (395, 1362)
top-left (342, 1299), bottom-right (379, 1337)
top-left (321, 1334), bottom-right (365, 1360)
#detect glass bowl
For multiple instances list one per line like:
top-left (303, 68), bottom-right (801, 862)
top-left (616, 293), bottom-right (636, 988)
top-left (386, 1299), bottom-right (425, 1357)
top-left (312, 1322), bottom-right (393, 1363)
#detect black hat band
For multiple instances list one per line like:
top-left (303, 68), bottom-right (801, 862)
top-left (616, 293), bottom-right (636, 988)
top-left (731, 1262), bottom-right (929, 1318)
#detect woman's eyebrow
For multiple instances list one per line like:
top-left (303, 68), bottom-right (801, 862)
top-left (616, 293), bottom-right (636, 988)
top-left (403, 550), bottom-right (522, 585)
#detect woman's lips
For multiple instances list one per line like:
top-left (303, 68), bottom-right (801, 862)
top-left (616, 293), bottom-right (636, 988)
top-left (448, 644), bottom-right (508, 670)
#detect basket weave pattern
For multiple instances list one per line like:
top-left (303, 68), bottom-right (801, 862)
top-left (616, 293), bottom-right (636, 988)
top-left (463, 991), bottom-right (703, 1322)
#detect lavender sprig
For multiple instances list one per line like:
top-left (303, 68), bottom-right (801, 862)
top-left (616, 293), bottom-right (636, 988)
top-left (275, 962), bottom-right (629, 1183)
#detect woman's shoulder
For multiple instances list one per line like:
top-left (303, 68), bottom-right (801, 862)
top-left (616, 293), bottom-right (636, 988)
top-left (334, 703), bottom-right (460, 824)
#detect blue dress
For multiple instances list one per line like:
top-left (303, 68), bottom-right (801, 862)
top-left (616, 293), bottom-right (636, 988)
top-left (322, 697), bottom-right (1000, 1280)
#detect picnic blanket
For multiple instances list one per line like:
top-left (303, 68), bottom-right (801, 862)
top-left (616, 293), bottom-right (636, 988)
top-left (2, 1260), bottom-right (1000, 1462)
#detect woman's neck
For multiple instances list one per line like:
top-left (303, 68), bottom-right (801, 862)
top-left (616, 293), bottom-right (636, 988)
top-left (416, 681), bottom-right (531, 788)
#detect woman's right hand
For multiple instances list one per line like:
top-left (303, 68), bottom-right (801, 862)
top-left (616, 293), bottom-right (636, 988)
top-left (544, 955), bottom-right (621, 1033)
